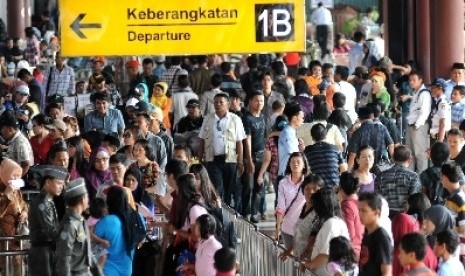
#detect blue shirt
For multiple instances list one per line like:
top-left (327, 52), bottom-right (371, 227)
top-left (83, 108), bottom-right (125, 134)
top-left (94, 215), bottom-right (134, 276)
top-left (278, 125), bottom-right (299, 176)
top-left (451, 100), bottom-right (465, 126)
top-left (438, 257), bottom-right (465, 276)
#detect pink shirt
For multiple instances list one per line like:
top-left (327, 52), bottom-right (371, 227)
top-left (276, 175), bottom-right (305, 236)
top-left (195, 235), bottom-right (222, 276)
top-left (182, 204), bottom-right (208, 231)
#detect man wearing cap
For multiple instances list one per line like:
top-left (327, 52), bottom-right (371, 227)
top-left (0, 111), bottom-right (34, 175)
top-left (175, 99), bottom-right (203, 134)
top-left (28, 165), bottom-right (68, 276)
top-left (83, 92), bottom-right (125, 138)
top-left (4, 82), bottom-right (34, 133)
top-left (199, 93), bottom-right (246, 208)
top-left (42, 51), bottom-right (75, 97)
top-left (445, 63), bottom-right (465, 101)
top-left (430, 78), bottom-right (451, 142)
top-left (56, 178), bottom-right (96, 275)
top-left (169, 74), bottom-right (198, 127)
top-left (44, 118), bottom-right (67, 144)
top-left (88, 72), bottom-right (121, 108)
top-left (17, 68), bottom-right (46, 112)
top-left (406, 71), bottom-right (431, 173)
top-left (347, 106), bottom-right (394, 170)
top-left (89, 56), bottom-right (114, 84)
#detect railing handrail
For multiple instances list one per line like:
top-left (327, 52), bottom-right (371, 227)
top-left (0, 250), bottom-right (29, 257)
top-left (0, 235), bottom-right (30, 242)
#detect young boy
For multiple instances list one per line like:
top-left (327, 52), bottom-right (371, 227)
top-left (434, 229), bottom-right (465, 275)
top-left (358, 192), bottom-right (393, 276)
top-left (269, 100), bottom-right (284, 130)
top-left (397, 232), bottom-right (436, 275)
top-left (450, 85), bottom-right (465, 128)
top-left (214, 247), bottom-right (239, 276)
top-left (441, 163), bottom-right (465, 257)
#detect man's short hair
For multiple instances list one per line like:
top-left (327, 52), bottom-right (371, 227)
top-left (109, 153), bottom-right (128, 165)
top-left (308, 60), bottom-right (322, 71)
top-left (322, 63), bottom-right (334, 72)
top-left (142, 58), bottom-right (153, 66)
top-left (214, 93), bottom-right (230, 101)
top-left (453, 85), bottom-right (465, 96)
top-left (297, 67), bottom-right (309, 76)
top-left (283, 102), bottom-right (302, 121)
top-left (311, 123), bottom-right (327, 142)
top-left (92, 92), bottom-right (111, 103)
top-left (220, 62), bottom-right (231, 74)
top-left (210, 74), bottom-right (222, 87)
top-left (272, 100), bottom-right (284, 111)
top-left (393, 145), bottom-right (411, 163)
top-left (332, 92), bottom-right (346, 109)
top-left (17, 68), bottom-right (31, 80)
top-left (165, 158), bottom-right (189, 176)
top-left (441, 163), bottom-right (463, 183)
top-left (177, 74), bottom-right (189, 88)
top-left (359, 192), bottom-right (383, 212)
top-left (170, 56), bottom-right (182, 65)
top-left (430, 142), bottom-right (450, 167)
top-left (248, 91), bottom-right (264, 102)
top-left (214, 247), bottom-right (237, 273)
top-left (436, 229), bottom-right (460, 254)
top-left (353, 31), bottom-right (366, 43)
top-left (409, 70), bottom-right (424, 80)
top-left (399, 232), bottom-right (427, 261)
top-left (246, 55), bottom-right (258, 69)
top-left (335, 66), bottom-right (349, 80)
top-left (173, 144), bottom-right (192, 159)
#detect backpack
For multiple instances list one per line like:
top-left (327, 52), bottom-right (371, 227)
top-left (417, 88), bottom-right (433, 126)
top-left (208, 206), bottom-right (237, 249)
top-left (273, 78), bottom-right (291, 102)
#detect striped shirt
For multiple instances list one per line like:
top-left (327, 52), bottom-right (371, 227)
top-left (304, 142), bottom-right (344, 188)
top-left (42, 65), bottom-right (75, 97)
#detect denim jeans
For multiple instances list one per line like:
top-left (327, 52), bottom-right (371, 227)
top-left (241, 159), bottom-right (264, 217)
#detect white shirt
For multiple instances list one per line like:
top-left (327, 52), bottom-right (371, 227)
top-left (407, 85), bottom-right (432, 128)
top-left (335, 81), bottom-right (358, 123)
top-left (430, 95), bottom-right (451, 136)
top-left (198, 112), bottom-right (247, 156)
top-left (311, 6), bottom-right (333, 26)
top-left (195, 235), bottom-right (222, 276)
top-left (297, 120), bottom-right (344, 148)
top-left (170, 88), bottom-right (198, 126)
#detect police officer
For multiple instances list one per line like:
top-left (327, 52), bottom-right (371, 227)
top-left (430, 78), bottom-right (451, 142)
top-left (28, 165), bottom-right (68, 276)
top-left (55, 178), bottom-right (98, 276)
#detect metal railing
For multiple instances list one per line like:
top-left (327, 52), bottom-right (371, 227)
top-left (222, 204), bottom-right (313, 276)
top-left (0, 235), bottom-right (30, 276)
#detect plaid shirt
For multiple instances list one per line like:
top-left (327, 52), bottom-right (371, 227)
top-left (160, 65), bottom-right (188, 95)
top-left (24, 37), bottom-right (39, 66)
top-left (42, 65), bottom-right (75, 97)
top-left (375, 164), bottom-right (421, 212)
top-left (347, 121), bottom-right (393, 163)
top-left (451, 100), bottom-right (465, 126)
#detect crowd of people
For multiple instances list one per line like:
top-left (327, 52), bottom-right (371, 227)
top-left (1, 4), bottom-right (465, 276)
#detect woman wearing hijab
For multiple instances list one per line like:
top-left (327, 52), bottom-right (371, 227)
top-left (123, 167), bottom-right (154, 213)
top-left (367, 71), bottom-right (391, 110)
top-left (150, 82), bottom-right (172, 131)
top-left (0, 158), bottom-right (27, 276)
top-left (85, 147), bottom-right (112, 199)
top-left (94, 186), bottom-right (145, 276)
top-left (423, 205), bottom-right (455, 248)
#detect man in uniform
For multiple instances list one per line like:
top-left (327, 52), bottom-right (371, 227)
top-left (28, 165), bottom-right (68, 275)
top-left (55, 178), bottom-right (97, 276)
top-left (430, 78), bottom-right (451, 143)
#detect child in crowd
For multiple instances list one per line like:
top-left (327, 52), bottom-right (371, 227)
top-left (434, 229), bottom-right (465, 276)
top-left (75, 81), bottom-right (87, 94)
top-left (88, 198), bottom-right (110, 267)
top-left (214, 247), bottom-right (239, 276)
top-left (269, 100), bottom-right (285, 130)
top-left (150, 82), bottom-right (172, 131)
top-left (397, 232), bottom-right (436, 276)
top-left (327, 236), bottom-right (359, 276)
top-left (358, 192), bottom-right (393, 276)
top-left (450, 85), bottom-right (465, 128)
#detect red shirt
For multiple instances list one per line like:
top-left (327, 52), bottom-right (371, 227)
top-left (29, 134), bottom-right (54, 165)
top-left (216, 272), bottom-right (236, 276)
top-left (341, 198), bottom-right (364, 259)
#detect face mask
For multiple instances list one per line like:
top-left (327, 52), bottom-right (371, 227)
top-left (9, 179), bottom-right (25, 189)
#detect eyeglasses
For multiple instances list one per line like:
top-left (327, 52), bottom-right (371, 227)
top-left (216, 120), bottom-right (222, 132)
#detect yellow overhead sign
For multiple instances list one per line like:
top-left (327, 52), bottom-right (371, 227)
top-left (59, 0), bottom-right (305, 56)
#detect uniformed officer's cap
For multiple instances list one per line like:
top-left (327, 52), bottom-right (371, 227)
top-left (65, 178), bottom-right (87, 199)
top-left (42, 165), bottom-right (68, 180)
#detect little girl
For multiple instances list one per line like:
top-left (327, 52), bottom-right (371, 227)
top-left (88, 198), bottom-right (110, 267)
top-left (327, 236), bottom-right (359, 276)
top-left (150, 82), bottom-right (172, 132)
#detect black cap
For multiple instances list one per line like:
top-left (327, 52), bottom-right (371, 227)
top-left (186, 99), bottom-right (200, 108)
top-left (135, 101), bottom-right (149, 114)
top-left (452, 63), bottom-right (465, 70)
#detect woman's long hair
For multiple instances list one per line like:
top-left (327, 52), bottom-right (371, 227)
top-left (312, 188), bottom-right (341, 222)
top-left (106, 186), bottom-right (141, 255)
top-left (174, 174), bottom-right (202, 229)
top-left (189, 164), bottom-right (219, 210)
top-left (67, 136), bottom-right (88, 178)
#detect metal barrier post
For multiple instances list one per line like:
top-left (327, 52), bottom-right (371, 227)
top-left (0, 236), bottom-right (30, 276)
